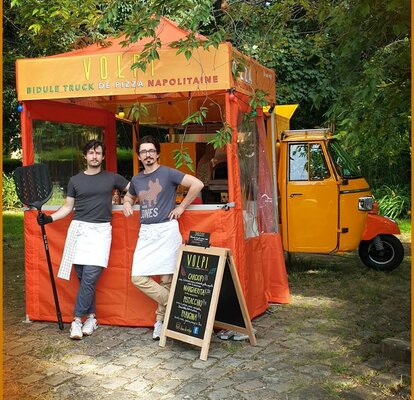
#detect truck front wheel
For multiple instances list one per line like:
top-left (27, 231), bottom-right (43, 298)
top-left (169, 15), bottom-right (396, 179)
top-left (358, 234), bottom-right (404, 272)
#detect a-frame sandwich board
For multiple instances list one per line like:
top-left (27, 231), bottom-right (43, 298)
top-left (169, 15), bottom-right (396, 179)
top-left (159, 244), bottom-right (256, 360)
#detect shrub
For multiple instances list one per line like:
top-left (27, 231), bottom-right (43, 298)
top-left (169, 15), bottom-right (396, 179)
top-left (3, 158), bottom-right (22, 174)
top-left (373, 185), bottom-right (411, 220)
top-left (3, 173), bottom-right (22, 210)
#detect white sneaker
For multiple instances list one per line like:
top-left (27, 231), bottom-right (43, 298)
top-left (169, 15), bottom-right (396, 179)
top-left (82, 317), bottom-right (98, 336)
top-left (70, 319), bottom-right (83, 340)
top-left (153, 321), bottom-right (163, 340)
top-left (217, 329), bottom-right (235, 340)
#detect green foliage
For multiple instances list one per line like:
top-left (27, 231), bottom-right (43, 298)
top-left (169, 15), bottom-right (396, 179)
top-left (320, 0), bottom-right (410, 189)
top-left (3, 158), bottom-right (22, 174)
top-left (396, 218), bottom-right (411, 234)
top-left (173, 148), bottom-right (195, 172)
top-left (231, 56), bottom-right (248, 81)
top-left (4, 0), bottom-right (410, 195)
top-left (373, 185), bottom-right (411, 220)
top-left (116, 148), bottom-right (133, 161)
top-left (182, 107), bottom-right (209, 126)
top-left (130, 103), bottom-right (149, 122)
top-left (208, 123), bottom-right (232, 150)
top-left (9, 0), bottom-right (104, 54)
top-left (2, 173), bottom-right (22, 210)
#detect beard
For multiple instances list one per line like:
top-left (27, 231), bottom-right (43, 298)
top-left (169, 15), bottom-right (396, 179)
top-left (143, 157), bottom-right (155, 165)
top-left (87, 159), bottom-right (102, 169)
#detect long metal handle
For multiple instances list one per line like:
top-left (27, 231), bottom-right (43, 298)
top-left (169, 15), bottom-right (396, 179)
top-left (39, 215), bottom-right (64, 330)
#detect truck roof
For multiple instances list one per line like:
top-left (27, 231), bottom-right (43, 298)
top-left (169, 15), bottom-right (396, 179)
top-left (281, 129), bottom-right (334, 142)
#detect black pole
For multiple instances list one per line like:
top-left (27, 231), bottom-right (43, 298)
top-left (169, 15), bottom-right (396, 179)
top-left (39, 213), bottom-right (64, 330)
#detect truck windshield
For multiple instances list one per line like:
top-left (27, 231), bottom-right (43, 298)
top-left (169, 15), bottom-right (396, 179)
top-left (327, 140), bottom-right (362, 178)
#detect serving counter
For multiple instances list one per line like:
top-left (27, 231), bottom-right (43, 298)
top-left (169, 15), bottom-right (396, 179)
top-left (24, 204), bottom-right (290, 327)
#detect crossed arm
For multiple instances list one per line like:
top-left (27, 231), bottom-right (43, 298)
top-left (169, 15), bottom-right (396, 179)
top-left (122, 174), bottom-right (204, 220)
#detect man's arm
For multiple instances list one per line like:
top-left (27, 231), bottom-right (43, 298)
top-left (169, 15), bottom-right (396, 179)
top-left (122, 191), bottom-right (137, 217)
top-left (169, 174), bottom-right (204, 220)
top-left (37, 196), bottom-right (75, 225)
top-left (50, 197), bottom-right (75, 221)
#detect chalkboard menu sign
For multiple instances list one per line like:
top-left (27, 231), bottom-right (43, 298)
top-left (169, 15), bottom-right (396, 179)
top-left (160, 245), bottom-right (256, 361)
top-left (166, 250), bottom-right (220, 338)
top-left (187, 231), bottom-right (210, 248)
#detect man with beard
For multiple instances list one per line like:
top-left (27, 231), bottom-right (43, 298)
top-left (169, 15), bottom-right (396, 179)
top-left (37, 139), bottom-right (129, 340)
top-left (123, 135), bottom-right (204, 340)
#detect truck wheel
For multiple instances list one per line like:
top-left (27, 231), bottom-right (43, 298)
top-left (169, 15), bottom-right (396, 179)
top-left (358, 234), bottom-right (404, 272)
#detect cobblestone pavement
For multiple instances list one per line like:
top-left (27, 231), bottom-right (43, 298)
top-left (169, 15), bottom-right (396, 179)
top-left (3, 231), bottom-right (411, 400)
top-left (4, 301), bottom-right (410, 399)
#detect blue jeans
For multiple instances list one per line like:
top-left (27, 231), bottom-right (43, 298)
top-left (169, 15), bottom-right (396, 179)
top-left (74, 265), bottom-right (104, 318)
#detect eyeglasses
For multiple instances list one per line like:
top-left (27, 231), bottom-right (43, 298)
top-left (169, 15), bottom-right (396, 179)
top-left (139, 149), bottom-right (157, 156)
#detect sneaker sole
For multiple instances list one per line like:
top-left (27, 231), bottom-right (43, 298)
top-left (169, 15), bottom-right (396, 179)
top-left (82, 326), bottom-right (98, 336)
top-left (70, 334), bottom-right (83, 340)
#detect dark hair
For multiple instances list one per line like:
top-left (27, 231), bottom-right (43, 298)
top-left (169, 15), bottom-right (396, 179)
top-left (136, 135), bottom-right (161, 155)
top-left (82, 139), bottom-right (106, 156)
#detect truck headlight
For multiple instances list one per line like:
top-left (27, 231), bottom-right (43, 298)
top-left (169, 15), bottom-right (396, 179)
top-left (358, 196), bottom-right (373, 211)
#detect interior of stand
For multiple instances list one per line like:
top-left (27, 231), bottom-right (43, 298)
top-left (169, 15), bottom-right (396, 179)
top-left (33, 94), bottom-right (232, 207)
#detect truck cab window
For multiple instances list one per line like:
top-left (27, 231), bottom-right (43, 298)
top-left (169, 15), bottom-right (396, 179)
top-left (327, 140), bottom-right (362, 179)
top-left (310, 144), bottom-right (330, 180)
top-left (289, 143), bottom-right (329, 181)
top-left (289, 144), bottom-right (308, 181)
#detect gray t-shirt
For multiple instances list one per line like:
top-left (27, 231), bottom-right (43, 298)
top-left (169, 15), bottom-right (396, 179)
top-left (67, 171), bottom-right (129, 223)
top-left (129, 166), bottom-right (185, 224)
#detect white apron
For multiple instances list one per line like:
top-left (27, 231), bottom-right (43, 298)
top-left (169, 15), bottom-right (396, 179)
top-left (58, 220), bottom-right (112, 280)
top-left (131, 219), bottom-right (182, 276)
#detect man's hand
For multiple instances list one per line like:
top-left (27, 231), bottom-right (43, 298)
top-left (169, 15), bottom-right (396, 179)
top-left (169, 204), bottom-right (185, 220)
top-left (37, 213), bottom-right (53, 226)
top-left (123, 202), bottom-right (134, 217)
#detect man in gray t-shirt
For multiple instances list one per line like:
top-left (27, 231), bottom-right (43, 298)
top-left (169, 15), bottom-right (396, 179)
top-left (123, 135), bottom-right (204, 340)
top-left (37, 140), bottom-right (129, 340)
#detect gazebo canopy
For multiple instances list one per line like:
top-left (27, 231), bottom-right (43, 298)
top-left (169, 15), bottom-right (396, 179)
top-left (16, 16), bottom-right (276, 120)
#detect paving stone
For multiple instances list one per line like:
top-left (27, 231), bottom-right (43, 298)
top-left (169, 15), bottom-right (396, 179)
top-left (295, 363), bottom-right (332, 377)
top-left (287, 385), bottom-right (335, 400)
top-left (136, 356), bottom-right (165, 369)
top-left (17, 373), bottom-right (45, 384)
top-left (113, 355), bottom-right (141, 366)
top-left (172, 367), bottom-right (202, 380)
top-left (240, 387), bottom-right (285, 400)
top-left (119, 366), bottom-right (146, 379)
top-left (207, 388), bottom-right (241, 400)
top-left (8, 345), bottom-right (33, 356)
top-left (124, 378), bottom-right (151, 393)
top-left (203, 365), bottom-right (232, 379)
top-left (148, 378), bottom-right (181, 394)
top-left (76, 374), bottom-right (104, 387)
top-left (160, 357), bottom-right (188, 370)
top-left (381, 338), bottom-right (411, 364)
top-left (371, 371), bottom-right (404, 387)
top-left (192, 357), bottom-right (219, 369)
top-left (340, 385), bottom-right (389, 400)
top-left (233, 345), bottom-right (264, 359)
top-left (212, 377), bottom-right (233, 390)
top-left (234, 379), bottom-right (266, 392)
top-left (4, 291), bottom-right (411, 400)
top-left (365, 356), bottom-right (389, 371)
top-left (100, 377), bottom-right (130, 390)
top-left (175, 379), bottom-right (211, 396)
top-left (63, 354), bottom-right (92, 364)
top-left (95, 363), bottom-right (125, 375)
top-left (45, 371), bottom-right (77, 386)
